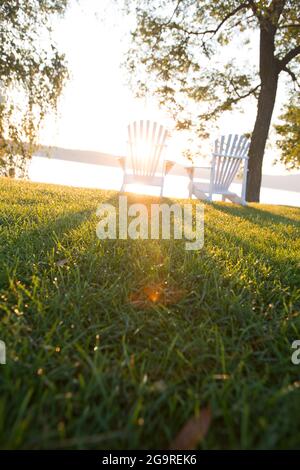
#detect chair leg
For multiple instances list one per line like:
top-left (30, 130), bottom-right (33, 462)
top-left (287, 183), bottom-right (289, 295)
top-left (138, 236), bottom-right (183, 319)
top-left (120, 172), bottom-right (125, 193)
top-left (160, 171), bottom-right (168, 197)
top-left (193, 186), bottom-right (209, 201)
top-left (226, 193), bottom-right (244, 205)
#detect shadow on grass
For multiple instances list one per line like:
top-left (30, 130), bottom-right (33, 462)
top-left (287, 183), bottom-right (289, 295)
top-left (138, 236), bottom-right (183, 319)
top-left (210, 203), bottom-right (300, 228)
top-left (0, 208), bottom-right (96, 285)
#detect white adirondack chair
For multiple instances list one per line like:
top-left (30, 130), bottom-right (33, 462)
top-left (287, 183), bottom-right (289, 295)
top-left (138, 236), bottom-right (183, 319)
top-left (186, 134), bottom-right (250, 205)
top-left (119, 120), bottom-right (174, 196)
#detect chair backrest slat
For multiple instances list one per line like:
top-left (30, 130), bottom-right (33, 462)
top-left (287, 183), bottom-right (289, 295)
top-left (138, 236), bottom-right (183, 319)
top-left (229, 134), bottom-right (238, 156)
top-left (149, 124), bottom-right (164, 177)
top-left (242, 140), bottom-right (250, 157)
top-left (127, 120), bottom-right (169, 177)
top-left (145, 120), bottom-right (151, 175)
top-left (234, 135), bottom-right (245, 157)
top-left (215, 135), bottom-right (225, 186)
top-left (133, 121), bottom-right (138, 175)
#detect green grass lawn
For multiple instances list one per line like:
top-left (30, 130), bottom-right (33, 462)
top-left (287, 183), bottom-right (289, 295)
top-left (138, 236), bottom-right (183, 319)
top-left (0, 177), bottom-right (300, 449)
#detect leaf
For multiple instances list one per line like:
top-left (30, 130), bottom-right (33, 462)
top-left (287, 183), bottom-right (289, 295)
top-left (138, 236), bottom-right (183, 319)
top-left (56, 259), bottom-right (68, 267)
top-left (170, 407), bottom-right (212, 450)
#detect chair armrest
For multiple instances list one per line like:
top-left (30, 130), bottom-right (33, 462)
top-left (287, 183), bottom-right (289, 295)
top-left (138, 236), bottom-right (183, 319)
top-left (184, 165), bottom-right (212, 179)
top-left (184, 165), bottom-right (212, 170)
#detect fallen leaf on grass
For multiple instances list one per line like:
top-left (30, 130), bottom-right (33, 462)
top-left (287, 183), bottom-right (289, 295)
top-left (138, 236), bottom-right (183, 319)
top-left (170, 407), bottom-right (212, 450)
top-left (56, 259), bottom-right (68, 267)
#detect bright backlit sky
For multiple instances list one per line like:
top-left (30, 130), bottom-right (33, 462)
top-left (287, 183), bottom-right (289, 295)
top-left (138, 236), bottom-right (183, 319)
top-left (30, 0), bottom-right (299, 198)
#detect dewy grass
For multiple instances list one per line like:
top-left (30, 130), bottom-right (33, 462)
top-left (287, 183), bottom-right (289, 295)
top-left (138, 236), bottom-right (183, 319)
top-left (0, 177), bottom-right (299, 449)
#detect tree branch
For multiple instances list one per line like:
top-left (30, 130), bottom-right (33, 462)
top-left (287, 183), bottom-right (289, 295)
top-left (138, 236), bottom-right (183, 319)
top-left (249, 0), bottom-right (286, 26)
top-left (282, 65), bottom-right (300, 87)
top-left (232, 13), bottom-right (256, 30)
top-left (279, 45), bottom-right (300, 69)
top-left (199, 83), bottom-right (261, 121)
top-left (282, 65), bottom-right (296, 81)
top-left (269, 0), bottom-right (286, 25)
top-left (167, 0), bottom-right (183, 25)
top-left (230, 83), bottom-right (261, 102)
top-left (207, 2), bottom-right (249, 38)
top-left (162, 2), bottom-right (249, 39)
top-left (278, 24), bottom-right (300, 29)
top-left (248, 0), bottom-right (262, 20)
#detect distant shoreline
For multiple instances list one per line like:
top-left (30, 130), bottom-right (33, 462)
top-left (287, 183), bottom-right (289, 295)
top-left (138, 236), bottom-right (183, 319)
top-left (36, 146), bottom-right (300, 194)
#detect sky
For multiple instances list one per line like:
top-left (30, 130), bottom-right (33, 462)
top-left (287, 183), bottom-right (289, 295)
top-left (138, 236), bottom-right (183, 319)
top-left (39, 0), bottom-right (154, 157)
top-left (29, 0), bottom-right (300, 203)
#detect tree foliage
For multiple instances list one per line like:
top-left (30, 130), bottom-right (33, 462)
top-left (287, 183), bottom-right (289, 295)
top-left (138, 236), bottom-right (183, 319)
top-left (124, 0), bottom-right (300, 161)
top-left (275, 94), bottom-right (300, 170)
top-left (0, 0), bottom-right (69, 176)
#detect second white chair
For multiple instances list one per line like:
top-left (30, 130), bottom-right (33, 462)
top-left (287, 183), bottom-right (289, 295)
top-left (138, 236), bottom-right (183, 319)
top-left (185, 134), bottom-right (250, 205)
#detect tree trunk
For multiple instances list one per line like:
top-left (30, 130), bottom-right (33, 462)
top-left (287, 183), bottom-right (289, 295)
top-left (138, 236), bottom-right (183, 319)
top-left (8, 167), bottom-right (16, 178)
top-left (246, 27), bottom-right (279, 202)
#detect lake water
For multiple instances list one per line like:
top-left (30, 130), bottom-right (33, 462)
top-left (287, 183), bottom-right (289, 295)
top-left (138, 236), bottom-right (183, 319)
top-left (28, 156), bottom-right (300, 208)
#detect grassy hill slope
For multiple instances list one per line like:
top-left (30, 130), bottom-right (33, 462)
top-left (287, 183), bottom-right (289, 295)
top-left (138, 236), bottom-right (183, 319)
top-left (0, 178), bottom-right (299, 449)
